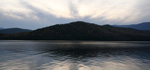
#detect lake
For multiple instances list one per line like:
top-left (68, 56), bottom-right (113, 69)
top-left (0, 40), bottom-right (150, 70)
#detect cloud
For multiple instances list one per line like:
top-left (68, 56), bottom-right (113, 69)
top-left (23, 0), bottom-right (73, 19)
top-left (0, 0), bottom-right (38, 20)
top-left (0, 0), bottom-right (150, 29)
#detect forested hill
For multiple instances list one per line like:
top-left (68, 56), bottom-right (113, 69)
top-left (1, 21), bottom-right (150, 41)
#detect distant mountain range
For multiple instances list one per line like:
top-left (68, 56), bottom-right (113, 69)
top-left (0, 27), bottom-right (3, 30)
top-left (0, 22), bottom-right (149, 34)
top-left (0, 28), bottom-right (32, 34)
top-left (1, 21), bottom-right (150, 41)
top-left (115, 22), bottom-right (150, 30)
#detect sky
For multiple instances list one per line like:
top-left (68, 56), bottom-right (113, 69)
top-left (0, 0), bottom-right (150, 30)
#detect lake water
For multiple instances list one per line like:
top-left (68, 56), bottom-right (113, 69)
top-left (0, 40), bottom-right (150, 70)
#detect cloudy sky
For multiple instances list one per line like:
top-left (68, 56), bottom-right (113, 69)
top-left (0, 0), bottom-right (150, 29)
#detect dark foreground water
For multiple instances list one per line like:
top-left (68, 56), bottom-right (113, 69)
top-left (0, 41), bottom-right (150, 70)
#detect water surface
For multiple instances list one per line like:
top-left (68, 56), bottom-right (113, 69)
top-left (0, 40), bottom-right (150, 70)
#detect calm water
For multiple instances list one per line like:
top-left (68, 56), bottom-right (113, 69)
top-left (0, 41), bottom-right (150, 70)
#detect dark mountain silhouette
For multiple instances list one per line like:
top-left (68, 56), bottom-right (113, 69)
top-left (143, 30), bottom-right (150, 33)
top-left (0, 28), bottom-right (32, 34)
top-left (1, 21), bottom-right (150, 41)
top-left (116, 22), bottom-right (150, 30)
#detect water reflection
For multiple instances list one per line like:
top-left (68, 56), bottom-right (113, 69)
top-left (0, 41), bottom-right (150, 70)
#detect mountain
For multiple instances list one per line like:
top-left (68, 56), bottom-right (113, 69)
top-left (143, 30), bottom-right (150, 33)
top-left (0, 27), bottom-right (4, 30)
top-left (0, 28), bottom-right (32, 34)
top-left (1, 21), bottom-right (150, 41)
top-left (116, 22), bottom-right (150, 30)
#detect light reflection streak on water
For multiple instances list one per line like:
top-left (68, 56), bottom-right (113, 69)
top-left (0, 40), bottom-right (150, 70)
top-left (0, 54), bottom-right (149, 70)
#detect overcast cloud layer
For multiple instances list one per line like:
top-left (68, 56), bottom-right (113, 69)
top-left (0, 0), bottom-right (150, 29)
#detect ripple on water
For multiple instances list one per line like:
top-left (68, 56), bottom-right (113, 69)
top-left (0, 41), bottom-right (150, 70)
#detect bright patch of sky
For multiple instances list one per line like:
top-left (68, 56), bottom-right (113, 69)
top-left (0, 0), bottom-right (150, 29)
